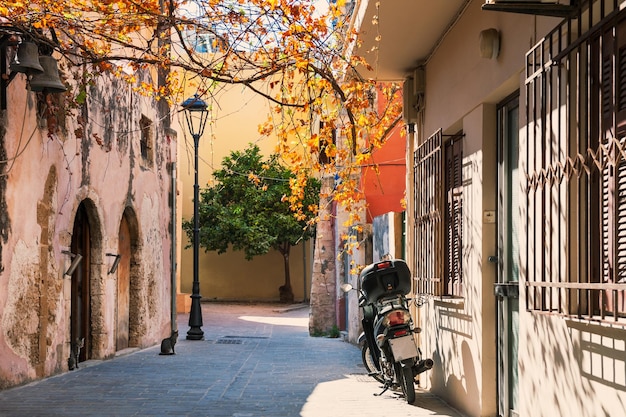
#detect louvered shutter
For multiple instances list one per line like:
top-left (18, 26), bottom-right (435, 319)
top-left (618, 20), bottom-right (626, 135)
top-left (600, 19), bottom-right (626, 316)
top-left (615, 22), bottom-right (626, 316)
top-left (616, 160), bottom-right (626, 291)
top-left (445, 136), bottom-right (463, 297)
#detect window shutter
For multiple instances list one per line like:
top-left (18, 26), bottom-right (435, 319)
top-left (617, 20), bottom-right (626, 135)
top-left (614, 20), bottom-right (626, 314)
top-left (601, 18), bottom-right (626, 316)
top-left (318, 121), bottom-right (336, 165)
top-left (616, 159), bottom-right (626, 286)
top-left (445, 136), bottom-right (463, 296)
top-left (602, 164), bottom-right (611, 288)
top-left (602, 29), bottom-right (614, 134)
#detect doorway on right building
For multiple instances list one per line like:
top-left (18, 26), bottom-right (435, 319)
top-left (496, 92), bottom-right (520, 417)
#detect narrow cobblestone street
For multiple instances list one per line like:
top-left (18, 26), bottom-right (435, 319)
top-left (0, 303), bottom-right (464, 417)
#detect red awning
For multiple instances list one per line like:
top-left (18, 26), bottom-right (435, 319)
top-left (361, 131), bottom-right (406, 223)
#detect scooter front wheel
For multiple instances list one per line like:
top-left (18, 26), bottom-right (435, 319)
top-left (394, 360), bottom-right (416, 404)
top-left (361, 344), bottom-right (384, 383)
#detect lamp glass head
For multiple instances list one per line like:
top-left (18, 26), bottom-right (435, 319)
top-left (182, 94), bottom-right (209, 137)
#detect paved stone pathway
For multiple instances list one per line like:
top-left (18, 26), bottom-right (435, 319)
top-left (0, 303), bottom-right (465, 417)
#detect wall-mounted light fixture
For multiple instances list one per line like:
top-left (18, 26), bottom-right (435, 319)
top-left (106, 253), bottom-right (122, 275)
top-left (479, 28), bottom-right (500, 60)
top-left (62, 250), bottom-right (83, 276)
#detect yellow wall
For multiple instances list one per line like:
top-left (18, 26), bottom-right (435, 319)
top-left (175, 83), bottom-right (312, 303)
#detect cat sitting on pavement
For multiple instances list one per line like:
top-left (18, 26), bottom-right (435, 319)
top-left (68, 337), bottom-right (84, 370)
top-left (159, 330), bottom-right (178, 355)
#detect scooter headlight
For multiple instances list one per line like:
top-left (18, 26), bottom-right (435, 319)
top-left (383, 310), bottom-right (411, 327)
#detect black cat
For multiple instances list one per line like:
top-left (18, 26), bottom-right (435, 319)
top-left (68, 337), bottom-right (84, 370)
top-left (159, 330), bottom-right (178, 355)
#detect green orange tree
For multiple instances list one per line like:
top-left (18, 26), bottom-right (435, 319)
top-left (1, 0), bottom-right (403, 223)
top-left (182, 144), bottom-right (320, 303)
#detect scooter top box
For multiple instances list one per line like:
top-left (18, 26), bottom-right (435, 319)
top-left (359, 259), bottom-right (412, 303)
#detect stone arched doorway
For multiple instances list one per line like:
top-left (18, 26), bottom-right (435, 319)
top-left (69, 202), bottom-right (91, 363)
top-left (116, 207), bottom-right (140, 350)
top-left (69, 200), bottom-right (104, 364)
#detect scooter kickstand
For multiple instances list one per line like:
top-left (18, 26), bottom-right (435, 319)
top-left (374, 384), bottom-right (390, 396)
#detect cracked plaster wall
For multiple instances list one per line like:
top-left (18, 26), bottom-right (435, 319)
top-left (0, 68), bottom-right (176, 389)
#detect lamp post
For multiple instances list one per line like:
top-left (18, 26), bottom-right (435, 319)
top-left (181, 94), bottom-right (210, 340)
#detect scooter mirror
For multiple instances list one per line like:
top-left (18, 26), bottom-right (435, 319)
top-left (340, 283), bottom-right (353, 293)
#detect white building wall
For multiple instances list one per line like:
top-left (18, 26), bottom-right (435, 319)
top-left (413, 1), bottom-right (626, 416)
top-left (414, 1), bottom-right (554, 415)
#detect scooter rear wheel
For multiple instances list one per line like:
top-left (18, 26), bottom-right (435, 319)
top-left (394, 360), bottom-right (416, 404)
top-left (361, 344), bottom-right (384, 383)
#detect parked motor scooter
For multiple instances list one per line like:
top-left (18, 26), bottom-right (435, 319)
top-left (343, 259), bottom-right (433, 404)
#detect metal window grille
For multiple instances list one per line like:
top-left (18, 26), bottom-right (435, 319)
top-left (414, 129), bottom-right (443, 297)
top-left (525, 0), bottom-right (626, 322)
top-left (413, 129), bottom-right (464, 297)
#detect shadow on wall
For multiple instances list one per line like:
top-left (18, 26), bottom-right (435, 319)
top-left (566, 320), bottom-right (626, 390)
top-left (567, 319), bottom-right (626, 415)
top-left (450, 341), bottom-right (480, 417)
top-left (430, 336), bottom-right (478, 416)
top-left (521, 313), bottom-right (626, 416)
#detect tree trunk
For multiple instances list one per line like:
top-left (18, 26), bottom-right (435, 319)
top-left (279, 242), bottom-right (294, 303)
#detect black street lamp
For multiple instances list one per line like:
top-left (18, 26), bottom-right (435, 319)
top-left (181, 94), bottom-right (210, 340)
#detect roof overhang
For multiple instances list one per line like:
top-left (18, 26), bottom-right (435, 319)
top-left (350, 0), bottom-right (469, 81)
top-left (349, 0), bottom-right (579, 81)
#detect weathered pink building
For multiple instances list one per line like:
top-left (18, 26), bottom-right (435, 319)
top-left (0, 40), bottom-right (176, 389)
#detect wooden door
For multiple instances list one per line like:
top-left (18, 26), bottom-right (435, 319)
top-left (116, 216), bottom-right (131, 350)
top-left (71, 203), bottom-right (91, 363)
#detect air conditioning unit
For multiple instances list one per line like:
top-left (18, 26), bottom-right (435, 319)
top-left (403, 68), bottom-right (424, 124)
top-left (482, 0), bottom-right (578, 17)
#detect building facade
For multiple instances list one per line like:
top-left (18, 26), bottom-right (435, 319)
top-left (349, 0), bottom-right (626, 416)
top-left (0, 39), bottom-right (176, 389)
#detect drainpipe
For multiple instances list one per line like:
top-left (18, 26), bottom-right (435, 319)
top-left (171, 162), bottom-right (177, 333)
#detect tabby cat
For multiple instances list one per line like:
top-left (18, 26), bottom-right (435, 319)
top-left (159, 330), bottom-right (178, 355)
top-left (68, 337), bottom-right (84, 370)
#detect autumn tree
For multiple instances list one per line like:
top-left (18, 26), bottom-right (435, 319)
top-left (182, 144), bottom-right (320, 303)
top-left (1, 0), bottom-right (403, 223)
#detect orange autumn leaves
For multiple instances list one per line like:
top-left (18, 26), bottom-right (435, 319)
top-left (2, 0), bottom-right (403, 227)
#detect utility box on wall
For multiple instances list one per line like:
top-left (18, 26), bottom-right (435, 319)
top-left (402, 68), bottom-right (424, 124)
